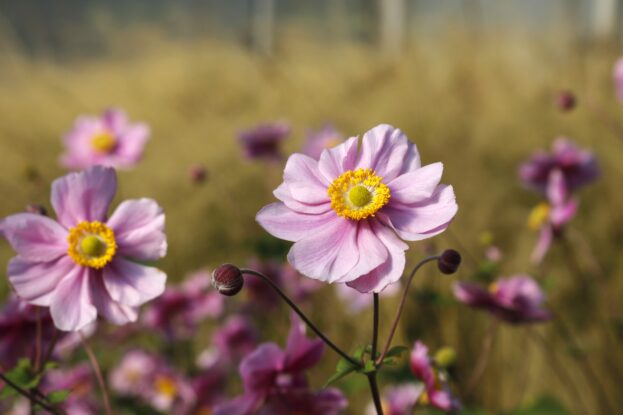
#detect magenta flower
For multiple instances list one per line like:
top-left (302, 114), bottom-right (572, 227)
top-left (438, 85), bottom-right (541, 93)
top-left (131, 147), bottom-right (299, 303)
top-left (614, 57), bottom-right (623, 102)
top-left (212, 315), bottom-right (259, 363)
top-left (518, 137), bottom-right (599, 194)
top-left (142, 270), bottom-right (223, 339)
top-left (41, 364), bottom-right (99, 415)
top-left (215, 313), bottom-right (347, 415)
top-left (302, 124), bottom-right (344, 160)
top-left (61, 108), bottom-right (150, 170)
top-left (528, 169), bottom-right (578, 263)
top-left (2, 166), bottom-right (167, 331)
top-left (410, 341), bottom-right (459, 412)
top-left (453, 275), bottom-right (551, 324)
top-left (238, 121), bottom-right (291, 160)
top-left (256, 124), bottom-right (457, 293)
top-left (366, 383), bottom-right (425, 415)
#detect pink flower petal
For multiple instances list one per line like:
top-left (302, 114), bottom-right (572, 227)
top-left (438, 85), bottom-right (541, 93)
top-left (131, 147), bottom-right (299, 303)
top-left (284, 313), bottom-right (324, 373)
top-left (102, 108), bottom-right (128, 131)
top-left (115, 123), bottom-right (150, 165)
top-left (2, 213), bottom-right (68, 261)
top-left (357, 124), bottom-right (410, 181)
top-left (531, 226), bottom-right (553, 264)
top-left (256, 203), bottom-right (337, 242)
top-left (317, 136), bottom-right (359, 182)
top-left (336, 220), bottom-right (388, 283)
top-left (347, 220), bottom-right (408, 293)
top-left (8, 256), bottom-right (76, 306)
top-left (107, 198), bottom-right (167, 260)
top-left (389, 162), bottom-right (443, 205)
top-left (273, 183), bottom-right (331, 215)
top-left (240, 343), bottom-right (284, 391)
top-left (283, 154), bottom-right (330, 205)
top-left (90, 271), bottom-right (138, 325)
top-left (382, 184), bottom-right (457, 241)
top-left (50, 266), bottom-right (97, 332)
top-left (287, 218), bottom-right (359, 283)
top-left (103, 258), bottom-right (166, 307)
top-left (51, 166), bottom-right (117, 228)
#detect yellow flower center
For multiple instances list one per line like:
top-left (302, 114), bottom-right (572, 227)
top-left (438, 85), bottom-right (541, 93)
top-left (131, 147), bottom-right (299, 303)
top-left (67, 221), bottom-right (117, 269)
top-left (488, 282), bottom-right (498, 294)
top-left (528, 202), bottom-right (551, 231)
top-left (154, 375), bottom-right (178, 398)
top-left (91, 131), bottom-right (117, 153)
top-left (419, 390), bottom-right (430, 405)
top-left (327, 168), bottom-right (390, 220)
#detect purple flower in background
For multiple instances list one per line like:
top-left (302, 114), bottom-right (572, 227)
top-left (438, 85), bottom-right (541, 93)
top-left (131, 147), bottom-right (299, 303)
top-left (302, 124), bottom-right (344, 159)
top-left (211, 315), bottom-right (259, 363)
top-left (366, 383), bottom-right (425, 415)
top-left (518, 137), bottom-right (599, 194)
top-left (189, 363), bottom-right (228, 414)
top-left (142, 270), bottom-right (224, 339)
top-left (215, 313), bottom-right (347, 415)
top-left (528, 169), bottom-right (578, 263)
top-left (410, 341), bottom-right (459, 412)
top-left (41, 364), bottom-right (99, 415)
top-left (614, 57), bottom-right (623, 102)
top-left (2, 166), bottom-right (167, 331)
top-left (335, 282), bottom-right (399, 314)
top-left (238, 121), bottom-right (291, 160)
top-left (454, 275), bottom-right (551, 324)
top-left (256, 124), bottom-right (457, 293)
top-left (61, 108), bottom-right (150, 170)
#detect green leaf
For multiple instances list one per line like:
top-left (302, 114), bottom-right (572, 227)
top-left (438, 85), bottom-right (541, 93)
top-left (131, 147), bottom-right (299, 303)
top-left (385, 345), bottom-right (408, 359)
top-left (47, 390), bottom-right (71, 405)
top-left (362, 360), bottom-right (376, 374)
top-left (324, 360), bottom-right (358, 387)
top-left (0, 358), bottom-right (42, 399)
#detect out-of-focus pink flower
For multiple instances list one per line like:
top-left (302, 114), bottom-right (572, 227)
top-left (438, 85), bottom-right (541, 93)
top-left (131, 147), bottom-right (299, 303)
top-left (484, 246), bottom-right (503, 263)
top-left (256, 124), bottom-right (457, 293)
top-left (335, 282), bottom-right (399, 314)
top-left (238, 121), bottom-right (290, 160)
top-left (61, 108), bottom-right (150, 170)
top-left (215, 313), bottom-right (347, 415)
top-left (366, 383), bottom-right (425, 415)
top-left (302, 124), bottom-right (344, 160)
top-left (212, 315), bottom-right (259, 363)
top-left (614, 58), bottom-right (623, 102)
top-left (454, 275), bottom-right (551, 324)
top-left (518, 137), bottom-right (599, 194)
top-left (109, 350), bottom-right (195, 413)
top-left (41, 364), bottom-right (99, 415)
top-left (142, 270), bottom-right (223, 339)
top-left (529, 169), bottom-right (578, 264)
top-left (410, 341), bottom-right (460, 412)
top-left (2, 166), bottom-right (167, 332)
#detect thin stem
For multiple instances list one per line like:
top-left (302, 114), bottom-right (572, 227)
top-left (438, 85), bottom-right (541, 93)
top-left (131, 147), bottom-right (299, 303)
top-left (0, 372), bottom-right (65, 415)
top-left (368, 293), bottom-right (384, 415)
top-left (240, 269), bottom-right (361, 368)
top-left (81, 334), bottom-right (113, 415)
top-left (376, 255), bottom-right (440, 365)
top-left (39, 328), bottom-right (59, 374)
top-left (465, 319), bottom-right (498, 396)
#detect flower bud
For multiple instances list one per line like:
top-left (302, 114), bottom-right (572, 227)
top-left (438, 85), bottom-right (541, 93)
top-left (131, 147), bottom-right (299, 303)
top-left (212, 264), bottom-right (244, 296)
top-left (556, 90), bottom-right (576, 112)
top-left (189, 164), bottom-right (208, 184)
top-left (438, 249), bottom-right (461, 274)
top-left (434, 346), bottom-right (457, 368)
top-left (25, 204), bottom-right (47, 216)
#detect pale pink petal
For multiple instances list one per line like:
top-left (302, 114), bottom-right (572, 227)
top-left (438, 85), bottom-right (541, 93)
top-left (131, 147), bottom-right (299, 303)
top-left (115, 123), bottom-right (150, 165)
top-left (50, 267), bottom-right (97, 332)
top-left (256, 203), bottom-right (337, 242)
top-left (2, 213), bottom-right (68, 261)
top-left (51, 166), bottom-right (117, 228)
top-left (287, 218), bottom-right (359, 283)
top-left (8, 256), bottom-right (76, 306)
top-left (90, 271), bottom-right (138, 325)
top-left (531, 226), bottom-right (553, 264)
top-left (546, 169), bottom-right (567, 205)
top-left (357, 124), bottom-right (410, 181)
top-left (103, 258), bottom-right (166, 307)
top-left (102, 108), bottom-right (129, 131)
top-left (336, 220), bottom-right (388, 283)
top-left (283, 154), bottom-right (330, 204)
top-left (382, 184), bottom-right (457, 241)
top-left (347, 220), bottom-right (408, 293)
top-left (317, 136), bottom-right (359, 181)
top-left (400, 140), bottom-right (421, 174)
top-left (106, 199), bottom-right (166, 260)
top-left (273, 183), bottom-right (331, 215)
top-left (388, 162), bottom-right (443, 204)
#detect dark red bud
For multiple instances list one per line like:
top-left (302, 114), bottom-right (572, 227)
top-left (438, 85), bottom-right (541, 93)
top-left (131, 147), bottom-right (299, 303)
top-left (212, 264), bottom-right (244, 296)
top-left (438, 249), bottom-right (461, 274)
top-left (556, 90), bottom-right (576, 112)
top-left (189, 164), bottom-right (208, 184)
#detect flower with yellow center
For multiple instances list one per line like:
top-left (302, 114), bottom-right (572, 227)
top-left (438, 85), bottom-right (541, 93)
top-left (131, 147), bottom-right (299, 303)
top-left (528, 202), bottom-right (550, 231)
top-left (327, 168), bottom-right (390, 220)
top-left (154, 375), bottom-right (178, 399)
top-left (91, 131), bottom-right (117, 153)
top-left (67, 221), bottom-right (117, 269)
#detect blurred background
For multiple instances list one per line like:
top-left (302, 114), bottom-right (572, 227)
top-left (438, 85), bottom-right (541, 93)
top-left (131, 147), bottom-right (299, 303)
top-left (1, 1), bottom-right (623, 414)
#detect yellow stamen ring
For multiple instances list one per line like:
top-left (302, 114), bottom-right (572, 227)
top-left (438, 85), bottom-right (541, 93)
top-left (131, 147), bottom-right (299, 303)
top-left (327, 168), bottom-right (390, 220)
top-left (67, 221), bottom-right (117, 269)
top-left (91, 131), bottom-right (117, 153)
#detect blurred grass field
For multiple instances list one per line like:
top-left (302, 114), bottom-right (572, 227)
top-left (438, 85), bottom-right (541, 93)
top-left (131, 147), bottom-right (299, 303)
top-left (1, 18), bottom-right (623, 414)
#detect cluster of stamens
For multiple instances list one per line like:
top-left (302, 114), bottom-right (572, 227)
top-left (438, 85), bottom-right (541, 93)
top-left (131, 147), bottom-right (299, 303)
top-left (67, 221), bottom-right (117, 269)
top-left (327, 168), bottom-right (390, 220)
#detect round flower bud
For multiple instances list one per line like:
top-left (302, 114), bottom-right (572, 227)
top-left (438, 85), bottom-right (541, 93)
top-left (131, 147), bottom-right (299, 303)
top-left (438, 249), bottom-right (461, 274)
top-left (434, 346), bottom-right (457, 368)
top-left (556, 90), bottom-right (576, 112)
top-left (25, 204), bottom-right (47, 216)
top-left (212, 264), bottom-right (244, 296)
top-left (189, 164), bottom-right (208, 184)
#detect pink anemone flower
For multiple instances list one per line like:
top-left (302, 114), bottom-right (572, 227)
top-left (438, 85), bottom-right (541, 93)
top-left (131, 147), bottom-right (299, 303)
top-left (60, 108), bottom-right (150, 170)
top-left (256, 124), bottom-right (457, 293)
top-left (2, 165), bottom-right (167, 331)
top-left (410, 341), bottom-right (460, 412)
